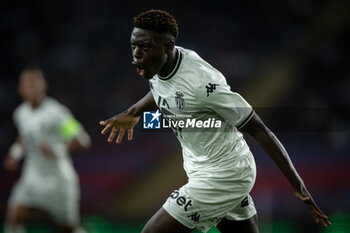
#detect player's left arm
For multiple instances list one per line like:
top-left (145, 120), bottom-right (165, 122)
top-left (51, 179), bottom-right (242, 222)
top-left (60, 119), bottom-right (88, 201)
top-left (4, 137), bottom-right (24, 171)
top-left (59, 116), bottom-right (91, 154)
top-left (240, 112), bottom-right (331, 227)
top-left (67, 131), bottom-right (91, 153)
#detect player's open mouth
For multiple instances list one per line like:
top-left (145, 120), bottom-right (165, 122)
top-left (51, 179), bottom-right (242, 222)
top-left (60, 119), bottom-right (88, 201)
top-left (132, 62), bottom-right (145, 76)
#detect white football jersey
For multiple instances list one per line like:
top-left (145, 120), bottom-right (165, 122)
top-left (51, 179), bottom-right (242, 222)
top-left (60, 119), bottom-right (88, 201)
top-left (149, 46), bottom-right (254, 181)
top-left (13, 97), bottom-right (79, 187)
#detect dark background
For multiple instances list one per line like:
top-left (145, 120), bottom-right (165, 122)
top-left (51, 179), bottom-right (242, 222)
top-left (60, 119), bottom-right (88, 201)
top-left (0, 0), bottom-right (349, 232)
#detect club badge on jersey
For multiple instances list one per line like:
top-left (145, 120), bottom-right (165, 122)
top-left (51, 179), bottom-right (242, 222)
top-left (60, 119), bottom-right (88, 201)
top-left (175, 91), bottom-right (185, 109)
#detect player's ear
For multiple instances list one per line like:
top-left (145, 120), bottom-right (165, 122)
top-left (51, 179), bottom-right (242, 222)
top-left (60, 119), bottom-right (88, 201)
top-left (165, 40), bottom-right (175, 53)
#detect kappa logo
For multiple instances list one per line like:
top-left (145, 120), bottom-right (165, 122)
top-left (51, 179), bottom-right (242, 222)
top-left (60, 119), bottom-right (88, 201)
top-left (175, 91), bottom-right (185, 109)
top-left (206, 83), bottom-right (219, 97)
top-left (241, 196), bottom-right (249, 207)
top-left (143, 110), bottom-right (161, 129)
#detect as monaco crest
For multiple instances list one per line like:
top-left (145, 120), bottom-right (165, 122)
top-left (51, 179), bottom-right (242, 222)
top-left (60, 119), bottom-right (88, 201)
top-left (175, 91), bottom-right (185, 109)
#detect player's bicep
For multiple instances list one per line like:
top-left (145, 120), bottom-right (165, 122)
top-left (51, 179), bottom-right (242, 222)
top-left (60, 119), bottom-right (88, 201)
top-left (240, 112), bottom-right (270, 138)
top-left (59, 116), bottom-right (83, 141)
top-left (52, 105), bottom-right (83, 141)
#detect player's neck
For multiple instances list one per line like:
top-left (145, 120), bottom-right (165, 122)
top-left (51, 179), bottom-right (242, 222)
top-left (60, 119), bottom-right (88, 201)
top-left (29, 95), bottom-right (46, 109)
top-left (158, 48), bottom-right (178, 77)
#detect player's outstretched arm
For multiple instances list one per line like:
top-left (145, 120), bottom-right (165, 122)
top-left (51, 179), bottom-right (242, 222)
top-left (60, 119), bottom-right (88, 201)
top-left (67, 128), bottom-right (92, 153)
top-left (3, 137), bottom-right (24, 171)
top-left (100, 91), bottom-right (157, 143)
top-left (240, 112), bottom-right (331, 227)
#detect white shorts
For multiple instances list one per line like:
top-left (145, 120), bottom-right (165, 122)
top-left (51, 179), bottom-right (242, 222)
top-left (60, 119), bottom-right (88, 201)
top-left (163, 153), bottom-right (257, 233)
top-left (8, 175), bottom-right (80, 226)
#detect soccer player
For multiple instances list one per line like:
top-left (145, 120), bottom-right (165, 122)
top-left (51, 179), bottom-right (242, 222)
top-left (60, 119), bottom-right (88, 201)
top-left (3, 69), bottom-right (91, 233)
top-left (99, 10), bottom-right (331, 233)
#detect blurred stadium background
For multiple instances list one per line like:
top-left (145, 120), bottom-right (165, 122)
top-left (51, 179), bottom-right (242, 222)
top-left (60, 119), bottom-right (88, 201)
top-left (0, 0), bottom-right (349, 232)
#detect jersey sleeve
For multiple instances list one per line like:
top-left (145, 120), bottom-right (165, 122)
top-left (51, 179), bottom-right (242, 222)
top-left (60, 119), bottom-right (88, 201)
top-left (12, 104), bottom-right (24, 130)
top-left (12, 109), bottom-right (19, 129)
top-left (198, 82), bottom-right (254, 129)
top-left (11, 108), bottom-right (24, 160)
top-left (52, 104), bottom-right (82, 141)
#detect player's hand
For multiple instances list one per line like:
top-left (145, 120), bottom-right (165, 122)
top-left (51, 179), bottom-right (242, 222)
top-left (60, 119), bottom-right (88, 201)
top-left (294, 186), bottom-right (331, 227)
top-left (100, 111), bottom-right (140, 143)
top-left (3, 155), bottom-right (19, 171)
top-left (40, 144), bottom-right (56, 158)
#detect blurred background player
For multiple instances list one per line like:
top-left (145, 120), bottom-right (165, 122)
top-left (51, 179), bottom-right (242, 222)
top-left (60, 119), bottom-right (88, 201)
top-left (3, 69), bottom-right (91, 233)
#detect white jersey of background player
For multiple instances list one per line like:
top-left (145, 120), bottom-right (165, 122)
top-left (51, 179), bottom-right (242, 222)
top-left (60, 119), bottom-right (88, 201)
top-left (3, 69), bottom-right (91, 233)
top-left (149, 46), bottom-right (257, 231)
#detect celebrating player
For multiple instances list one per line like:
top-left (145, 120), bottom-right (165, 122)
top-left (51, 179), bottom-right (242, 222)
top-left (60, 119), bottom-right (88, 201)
top-left (4, 69), bottom-right (91, 233)
top-left (100, 9), bottom-right (331, 233)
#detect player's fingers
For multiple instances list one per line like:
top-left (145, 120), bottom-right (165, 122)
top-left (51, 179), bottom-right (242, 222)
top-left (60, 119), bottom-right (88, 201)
top-left (116, 129), bottom-right (125, 143)
top-left (310, 205), bottom-right (326, 218)
top-left (313, 211), bottom-right (330, 227)
top-left (127, 128), bottom-right (133, 141)
top-left (318, 213), bottom-right (331, 226)
top-left (101, 124), bottom-right (112, 135)
top-left (320, 218), bottom-right (328, 227)
top-left (101, 118), bottom-right (115, 126)
top-left (108, 128), bottom-right (118, 142)
top-left (4, 158), bottom-right (18, 171)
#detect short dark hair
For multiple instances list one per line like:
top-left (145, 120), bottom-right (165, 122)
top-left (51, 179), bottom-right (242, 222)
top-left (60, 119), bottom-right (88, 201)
top-left (133, 9), bottom-right (179, 40)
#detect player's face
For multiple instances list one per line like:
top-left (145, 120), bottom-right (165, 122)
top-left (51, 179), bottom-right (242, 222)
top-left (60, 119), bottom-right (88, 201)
top-left (18, 70), bottom-right (47, 106)
top-left (130, 27), bottom-right (168, 79)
